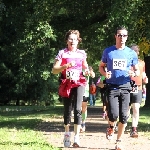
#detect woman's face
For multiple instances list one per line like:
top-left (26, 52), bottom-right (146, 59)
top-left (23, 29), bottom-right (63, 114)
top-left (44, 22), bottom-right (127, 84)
top-left (67, 33), bottom-right (79, 50)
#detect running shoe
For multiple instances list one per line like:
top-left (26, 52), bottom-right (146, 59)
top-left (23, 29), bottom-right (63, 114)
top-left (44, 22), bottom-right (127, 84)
top-left (80, 126), bottom-right (85, 133)
top-left (115, 140), bottom-right (122, 150)
top-left (72, 135), bottom-right (80, 147)
top-left (130, 130), bottom-right (138, 138)
top-left (106, 127), bottom-right (114, 140)
top-left (63, 133), bottom-right (71, 147)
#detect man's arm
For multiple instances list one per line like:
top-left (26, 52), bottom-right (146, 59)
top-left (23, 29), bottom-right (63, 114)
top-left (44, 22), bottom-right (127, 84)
top-left (99, 61), bottom-right (111, 79)
top-left (99, 61), bottom-right (106, 77)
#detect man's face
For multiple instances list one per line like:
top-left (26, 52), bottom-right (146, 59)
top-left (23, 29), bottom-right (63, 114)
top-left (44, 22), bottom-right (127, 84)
top-left (115, 29), bottom-right (128, 44)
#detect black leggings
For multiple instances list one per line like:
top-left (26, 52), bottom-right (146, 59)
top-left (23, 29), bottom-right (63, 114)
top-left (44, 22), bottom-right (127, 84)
top-left (100, 88), bottom-right (107, 106)
top-left (107, 88), bottom-right (130, 124)
top-left (63, 85), bottom-right (85, 125)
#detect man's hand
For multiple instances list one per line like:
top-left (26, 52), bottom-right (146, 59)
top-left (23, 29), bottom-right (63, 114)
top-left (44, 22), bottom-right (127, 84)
top-left (128, 70), bottom-right (135, 77)
top-left (128, 69), bottom-right (140, 77)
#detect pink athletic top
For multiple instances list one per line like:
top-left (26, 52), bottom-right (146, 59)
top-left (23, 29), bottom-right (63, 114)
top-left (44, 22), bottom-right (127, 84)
top-left (55, 48), bottom-right (87, 86)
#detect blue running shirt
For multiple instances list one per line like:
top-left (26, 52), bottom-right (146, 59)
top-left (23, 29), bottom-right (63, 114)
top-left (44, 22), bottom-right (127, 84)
top-left (101, 46), bottom-right (138, 85)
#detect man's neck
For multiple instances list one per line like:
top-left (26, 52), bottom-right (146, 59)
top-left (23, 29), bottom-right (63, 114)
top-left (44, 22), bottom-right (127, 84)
top-left (115, 44), bottom-right (126, 50)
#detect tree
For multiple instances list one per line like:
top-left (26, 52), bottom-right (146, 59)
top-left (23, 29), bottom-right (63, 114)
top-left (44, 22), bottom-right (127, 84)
top-left (1, 0), bottom-right (150, 106)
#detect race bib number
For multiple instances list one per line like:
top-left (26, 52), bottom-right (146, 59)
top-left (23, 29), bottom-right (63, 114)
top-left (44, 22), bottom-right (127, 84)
top-left (113, 59), bottom-right (127, 70)
top-left (66, 70), bottom-right (80, 80)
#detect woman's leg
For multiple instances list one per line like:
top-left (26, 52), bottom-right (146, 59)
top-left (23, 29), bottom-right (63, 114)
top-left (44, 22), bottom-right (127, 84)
top-left (74, 86), bottom-right (85, 127)
top-left (73, 86), bottom-right (85, 147)
top-left (63, 96), bottom-right (72, 128)
top-left (81, 96), bottom-right (88, 132)
top-left (63, 96), bottom-right (73, 147)
top-left (82, 101), bottom-right (88, 123)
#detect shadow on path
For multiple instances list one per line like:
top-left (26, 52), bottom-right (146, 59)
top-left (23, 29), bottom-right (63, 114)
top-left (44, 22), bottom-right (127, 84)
top-left (38, 105), bottom-right (150, 150)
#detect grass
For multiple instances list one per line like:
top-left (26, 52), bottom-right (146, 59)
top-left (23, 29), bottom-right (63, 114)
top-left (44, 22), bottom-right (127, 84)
top-left (0, 105), bottom-right (63, 150)
top-left (131, 106), bottom-right (150, 137)
top-left (0, 101), bottom-right (150, 149)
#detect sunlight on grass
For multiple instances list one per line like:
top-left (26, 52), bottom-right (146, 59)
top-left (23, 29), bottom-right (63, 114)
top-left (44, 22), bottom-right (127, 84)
top-left (0, 106), bottom-right (62, 150)
top-left (0, 103), bottom-right (150, 149)
top-left (127, 106), bottom-right (150, 137)
top-left (0, 128), bottom-right (60, 150)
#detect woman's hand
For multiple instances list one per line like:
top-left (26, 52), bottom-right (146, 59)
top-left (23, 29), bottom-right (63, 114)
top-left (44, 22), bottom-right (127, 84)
top-left (105, 71), bottom-right (112, 79)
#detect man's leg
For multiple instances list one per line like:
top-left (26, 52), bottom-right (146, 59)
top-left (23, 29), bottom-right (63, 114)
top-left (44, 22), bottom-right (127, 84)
top-left (132, 103), bottom-right (140, 127)
top-left (106, 89), bottom-right (119, 140)
top-left (115, 89), bottom-right (130, 149)
top-left (117, 89), bottom-right (130, 140)
top-left (130, 90), bottom-right (142, 138)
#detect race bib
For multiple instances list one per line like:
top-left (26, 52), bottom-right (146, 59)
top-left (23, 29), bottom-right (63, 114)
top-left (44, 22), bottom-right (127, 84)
top-left (113, 59), bottom-right (127, 70)
top-left (66, 69), bottom-right (80, 80)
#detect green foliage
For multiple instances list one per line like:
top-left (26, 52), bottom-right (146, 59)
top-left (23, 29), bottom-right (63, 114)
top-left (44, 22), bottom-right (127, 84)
top-left (1, 0), bottom-right (150, 105)
top-left (0, 106), bottom-right (63, 150)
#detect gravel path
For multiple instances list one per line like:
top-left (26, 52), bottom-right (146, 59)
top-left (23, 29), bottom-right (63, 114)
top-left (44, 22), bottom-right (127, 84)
top-left (37, 106), bottom-right (150, 150)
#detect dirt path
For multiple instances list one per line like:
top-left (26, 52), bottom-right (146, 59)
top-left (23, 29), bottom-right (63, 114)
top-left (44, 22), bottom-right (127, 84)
top-left (37, 106), bottom-right (150, 150)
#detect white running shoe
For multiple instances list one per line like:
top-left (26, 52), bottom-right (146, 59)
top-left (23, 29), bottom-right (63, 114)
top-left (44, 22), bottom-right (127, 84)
top-left (63, 133), bottom-right (71, 147)
top-left (115, 140), bottom-right (122, 150)
top-left (72, 135), bottom-right (80, 147)
top-left (80, 126), bottom-right (85, 133)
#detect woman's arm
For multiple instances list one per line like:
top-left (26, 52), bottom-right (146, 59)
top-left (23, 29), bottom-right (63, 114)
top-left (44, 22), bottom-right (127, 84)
top-left (82, 59), bottom-right (89, 70)
top-left (51, 59), bottom-right (71, 74)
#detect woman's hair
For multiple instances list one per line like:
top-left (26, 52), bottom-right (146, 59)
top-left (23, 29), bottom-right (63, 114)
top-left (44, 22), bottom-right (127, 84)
top-left (64, 30), bottom-right (82, 43)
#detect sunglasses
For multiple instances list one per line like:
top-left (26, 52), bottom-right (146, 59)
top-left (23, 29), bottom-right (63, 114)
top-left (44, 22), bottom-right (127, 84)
top-left (117, 34), bottom-right (128, 38)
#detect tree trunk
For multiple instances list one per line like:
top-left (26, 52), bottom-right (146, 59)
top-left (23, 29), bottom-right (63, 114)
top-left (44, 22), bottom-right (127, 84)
top-left (144, 56), bottom-right (150, 107)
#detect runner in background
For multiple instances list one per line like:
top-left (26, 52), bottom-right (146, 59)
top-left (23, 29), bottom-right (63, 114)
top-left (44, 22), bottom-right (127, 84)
top-left (97, 66), bottom-right (108, 120)
top-left (142, 84), bottom-right (146, 105)
top-left (128, 44), bottom-right (148, 138)
top-left (80, 66), bottom-right (95, 132)
top-left (89, 82), bottom-right (97, 106)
